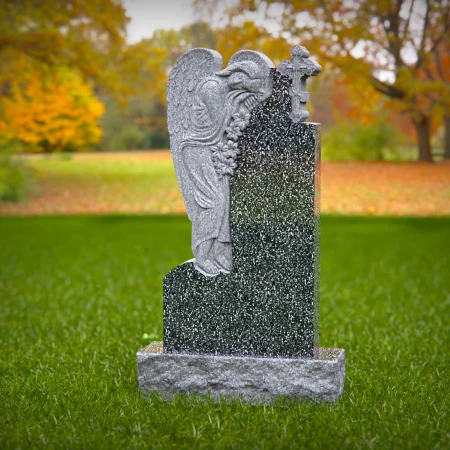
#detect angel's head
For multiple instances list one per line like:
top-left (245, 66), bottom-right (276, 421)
top-left (216, 61), bottom-right (272, 102)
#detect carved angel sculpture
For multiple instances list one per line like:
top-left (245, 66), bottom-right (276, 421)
top-left (167, 49), bottom-right (274, 277)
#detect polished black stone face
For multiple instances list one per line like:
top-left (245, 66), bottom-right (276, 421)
top-left (164, 70), bottom-right (320, 358)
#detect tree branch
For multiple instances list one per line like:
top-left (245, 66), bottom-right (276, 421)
top-left (417, 0), bottom-right (430, 68)
top-left (370, 75), bottom-right (406, 99)
top-left (401, 0), bottom-right (415, 40)
top-left (427, 3), bottom-right (450, 54)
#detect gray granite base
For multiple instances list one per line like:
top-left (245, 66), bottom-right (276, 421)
top-left (137, 342), bottom-right (345, 403)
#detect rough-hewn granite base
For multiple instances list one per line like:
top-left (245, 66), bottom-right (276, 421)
top-left (137, 342), bottom-right (345, 403)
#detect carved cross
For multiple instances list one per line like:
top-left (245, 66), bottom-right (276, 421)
top-left (278, 45), bottom-right (322, 123)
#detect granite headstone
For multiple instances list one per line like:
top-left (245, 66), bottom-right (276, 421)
top-left (137, 45), bottom-right (345, 403)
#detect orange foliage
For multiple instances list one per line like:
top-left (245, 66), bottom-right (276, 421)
top-left (330, 75), bottom-right (387, 125)
top-left (0, 60), bottom-right (104, 152)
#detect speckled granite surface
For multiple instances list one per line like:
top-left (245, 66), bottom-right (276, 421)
top-left (164, 71), bottom-right (321, 358)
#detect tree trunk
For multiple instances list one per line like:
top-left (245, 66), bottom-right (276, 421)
top-left (444, 115), bottom-right (450, 160)
top-left (413, 115), bottom-right (433, 162)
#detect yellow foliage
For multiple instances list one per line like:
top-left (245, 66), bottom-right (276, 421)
top-left (0, 61), bottom-right (104, 153)
top-left (122, 43), bottom-right (169, 106)
top-left (0, 0), bottom-right (128, 97)
top-left (331, 74), bottom-right (387, 125)
top-left (216, 22), bottom-right (290, 65)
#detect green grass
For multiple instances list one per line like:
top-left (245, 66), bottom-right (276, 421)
top-left (31, 155), bottom-right (175, 188)
top-left (3, 154), bottom-right (184, 214)
top-left (1, 215), bottom-right (449, 449)
top-left (31, 156), bottom-right (178, 202)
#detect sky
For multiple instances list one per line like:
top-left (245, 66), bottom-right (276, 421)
top-left (122, 0), bottom-right (277, 43)
top-left (123, 0), bottom-right (197, 43)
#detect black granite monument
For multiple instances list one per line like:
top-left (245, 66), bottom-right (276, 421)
top-left (137, 46), bottom-right (345, 403)
top-left (164, 70), bottom-right (320, 358)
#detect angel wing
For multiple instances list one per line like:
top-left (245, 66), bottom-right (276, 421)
top-left (167, 48), bottom-right (223, 219)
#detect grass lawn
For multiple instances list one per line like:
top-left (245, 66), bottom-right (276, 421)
top-left (1, 152), bottom-right (185, 215)
top-left (1, 152), bottom-right (449, 216)
top-left (1, 215), bottom-right (449, 449)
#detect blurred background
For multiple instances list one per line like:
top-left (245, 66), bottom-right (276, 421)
top-left (0, 0), bottom-right (449, 215)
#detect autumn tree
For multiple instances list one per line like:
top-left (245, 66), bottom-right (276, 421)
top-left (428, 39), bottom-right (450, 159)
top-left (0, 60), bottom-right (104, 152)
top-left (0, 0), bottom-right (128, 93)
top-left (196, 0), bottom-right (450, 161)
top-left (0, 0), bottom-right (133, 154)
top-left (0, 0), bottom-right (127, 203)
